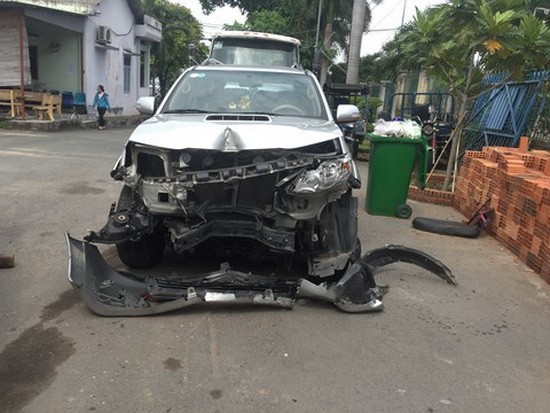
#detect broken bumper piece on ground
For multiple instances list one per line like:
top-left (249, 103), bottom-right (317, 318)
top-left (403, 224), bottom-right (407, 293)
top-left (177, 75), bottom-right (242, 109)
top-left (66, 234), bottom-right (457, 316)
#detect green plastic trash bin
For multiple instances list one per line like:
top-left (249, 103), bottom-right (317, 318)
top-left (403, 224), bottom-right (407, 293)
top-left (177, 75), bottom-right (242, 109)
top-left (365, 133), bottom-right (428, 218)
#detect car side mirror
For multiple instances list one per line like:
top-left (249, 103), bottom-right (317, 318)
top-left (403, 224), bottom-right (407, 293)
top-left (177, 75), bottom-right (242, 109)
top-left (135, 96), bottom-right (156, 115)
top-left (336, 104), bottom-right (361, 124)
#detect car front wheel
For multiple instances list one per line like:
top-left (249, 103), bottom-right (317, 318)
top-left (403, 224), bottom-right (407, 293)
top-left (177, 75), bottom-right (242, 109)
top-left (115, 186), bottom-right (165, 269)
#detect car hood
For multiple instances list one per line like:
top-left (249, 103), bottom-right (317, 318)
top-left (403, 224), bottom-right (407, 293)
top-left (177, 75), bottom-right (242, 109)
top-left (128, 114), bottom-right (342, 151)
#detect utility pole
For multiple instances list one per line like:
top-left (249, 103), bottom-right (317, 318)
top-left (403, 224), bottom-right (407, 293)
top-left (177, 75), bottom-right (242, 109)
top-left (401, 0), bottom-right (408, 29)
top-left (315, 0), bottom-right (323, 52)
top-left (346, 0), bottom-right (366, 84)
top-left (313, 0), bottom-right (323, 78)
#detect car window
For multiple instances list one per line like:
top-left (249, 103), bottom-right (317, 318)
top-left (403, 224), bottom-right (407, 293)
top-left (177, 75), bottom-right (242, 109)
top-left (211, 39), bottom-right (296, 67)
top-left (162, 70), bottom-right (326, 119)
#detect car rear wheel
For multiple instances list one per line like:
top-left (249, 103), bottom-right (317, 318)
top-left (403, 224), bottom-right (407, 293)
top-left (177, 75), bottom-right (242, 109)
top-left (115, 186), bottom-right (165, 269)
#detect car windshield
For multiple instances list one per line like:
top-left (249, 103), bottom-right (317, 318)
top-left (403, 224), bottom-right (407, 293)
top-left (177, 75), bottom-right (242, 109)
top-left (211, 38), bottom-right (297, 67)
top-left (162, 70), bottom-right (327, 119)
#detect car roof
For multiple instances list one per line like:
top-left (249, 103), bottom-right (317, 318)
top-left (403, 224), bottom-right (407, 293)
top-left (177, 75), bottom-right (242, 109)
top-left (191, 65), bottom-right (308, 76)
top-left (211, 31), bottom-right (301, 46)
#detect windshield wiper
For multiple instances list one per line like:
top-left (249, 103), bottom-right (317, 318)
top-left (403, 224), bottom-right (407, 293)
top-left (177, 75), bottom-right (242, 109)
top-left (162, 109), bottom-right (210, 114)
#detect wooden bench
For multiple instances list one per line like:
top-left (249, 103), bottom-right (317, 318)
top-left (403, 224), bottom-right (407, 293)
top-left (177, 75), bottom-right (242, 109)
top-left (12, 92), bottom-right (48, 117)
top-left (22, 92), bottom-right (48, 110)
top-left (0, 89), bottom-right (22, 118)
top-left (33, 93), bottom-right (62, 121)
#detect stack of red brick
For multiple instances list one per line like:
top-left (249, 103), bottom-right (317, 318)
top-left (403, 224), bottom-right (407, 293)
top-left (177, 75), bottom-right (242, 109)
top-left (453, 143), bottom-right (550, 283)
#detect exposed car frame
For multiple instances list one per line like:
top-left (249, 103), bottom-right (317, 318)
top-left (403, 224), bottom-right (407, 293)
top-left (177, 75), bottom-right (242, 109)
top-left (68, 64), bottom-right (457, 315)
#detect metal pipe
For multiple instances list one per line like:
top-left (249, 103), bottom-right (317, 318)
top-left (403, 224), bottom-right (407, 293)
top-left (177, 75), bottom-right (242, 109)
top-left (18, 11), bottom-right (26, 119)
top-left (400, 0), bottom-right (408, 29)
top-left (315, 0), bottom-right (323, 51)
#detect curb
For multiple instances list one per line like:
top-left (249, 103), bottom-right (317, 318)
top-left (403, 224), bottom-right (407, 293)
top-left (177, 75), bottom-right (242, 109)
top-left (5, 115), bottom-right (146, 132)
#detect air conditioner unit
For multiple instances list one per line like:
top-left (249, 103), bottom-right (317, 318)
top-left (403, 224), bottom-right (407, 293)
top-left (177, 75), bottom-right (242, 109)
top-left (96, 26), bottom-right (112, 44)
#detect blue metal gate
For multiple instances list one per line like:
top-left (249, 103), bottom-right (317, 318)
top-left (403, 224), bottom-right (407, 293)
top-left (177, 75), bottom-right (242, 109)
top-left (463, 71), bottom-right (549, 151)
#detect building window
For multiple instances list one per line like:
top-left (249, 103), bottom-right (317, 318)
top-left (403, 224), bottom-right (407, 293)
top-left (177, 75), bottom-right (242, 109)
top-left (123, 54), bottom-right (131, 93)
top-left (139, 44), bottom-right (150, 90)
top-left (29, 46), bottom-right (38, 81)
top-left (140, 50), bottom-right (146, 88)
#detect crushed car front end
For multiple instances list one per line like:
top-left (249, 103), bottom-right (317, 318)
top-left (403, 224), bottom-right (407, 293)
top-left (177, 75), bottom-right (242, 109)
top-left (86, 66), bottom-right (363, 277)
top-left (89, 119), bottom-right (361, 277)
top-left (69, 65), bottom-right (457, 316)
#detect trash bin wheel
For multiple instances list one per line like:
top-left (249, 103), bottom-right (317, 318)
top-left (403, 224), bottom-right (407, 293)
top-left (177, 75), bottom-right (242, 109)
top-left (396, 204), bottom-right (412, 219)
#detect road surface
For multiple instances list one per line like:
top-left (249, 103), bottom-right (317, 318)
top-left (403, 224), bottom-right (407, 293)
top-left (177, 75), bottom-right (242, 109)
top-left (0, 127), bottom-right (549, 412)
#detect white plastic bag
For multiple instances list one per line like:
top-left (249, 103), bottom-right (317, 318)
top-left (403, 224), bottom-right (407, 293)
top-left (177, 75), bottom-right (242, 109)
top-left (373, 119), bottom-right (421, 138)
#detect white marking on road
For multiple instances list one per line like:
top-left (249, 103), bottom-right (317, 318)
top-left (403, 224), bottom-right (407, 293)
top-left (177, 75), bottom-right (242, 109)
top-left (0, 131), bottom-right (50, 138)
top-left (0, 148), bottom-right (113, 160)
top-left (0, 149), bottom-right (43, 157)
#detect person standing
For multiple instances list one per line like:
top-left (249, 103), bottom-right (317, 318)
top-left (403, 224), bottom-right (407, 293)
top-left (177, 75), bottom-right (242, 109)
top-left (93, 85), bottom-right (110, 130)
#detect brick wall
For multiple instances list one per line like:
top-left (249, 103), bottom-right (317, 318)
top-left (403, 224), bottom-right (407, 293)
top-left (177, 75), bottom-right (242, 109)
top-left (453, 145), bottom-right (550, 283)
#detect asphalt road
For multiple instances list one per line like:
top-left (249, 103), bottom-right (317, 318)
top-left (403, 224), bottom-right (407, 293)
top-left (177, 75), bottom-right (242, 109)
top-left (0, 127), bottom-right (549, 413)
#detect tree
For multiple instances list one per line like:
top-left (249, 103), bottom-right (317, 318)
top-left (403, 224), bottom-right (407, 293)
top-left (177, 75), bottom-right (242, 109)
top-left (346, 0), bottom-right (382, 84)
top-left (394, 0), bottom-right (550, 190)
top-left (225, 9), bottom-right (290, 34)
top-left (200, 0), bottom-right (279, 14)
top-left (142, 0), bottom-right (204, 96)
top-left (200, 0), bottom-right (383, 84)
top-left (307, 0), bottom-right (355, 85)
top-left (211, 0), bottom-right (318, 69)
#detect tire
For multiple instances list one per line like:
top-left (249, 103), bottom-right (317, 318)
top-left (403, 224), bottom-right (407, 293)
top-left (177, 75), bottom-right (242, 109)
top-left (115, 186), bottom-right (165, 268)
top-left (412, 217), bottom-right (480, 238)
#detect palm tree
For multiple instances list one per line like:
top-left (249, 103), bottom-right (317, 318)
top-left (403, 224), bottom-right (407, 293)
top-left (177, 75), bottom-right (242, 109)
top-left (347, 0), bottom-right (382, 84)
top-left (309, 0), bottom-right (355, 85)
top-left (396, 0), bottom-right (550, 190)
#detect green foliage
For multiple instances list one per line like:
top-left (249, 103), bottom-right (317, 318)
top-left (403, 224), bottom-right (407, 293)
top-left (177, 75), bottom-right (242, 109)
top-left (249, 9), bottom-right (290, 33)
top-left (359, 52), bottom-right (396, 82)
top-left (357, 96), bottom-right (383, 122)
top-left (223, 20), bottom-right (247, 30)
top-left (328, 63), bottom-right (347, 83)
top-left (215, 0), bottom-right (318, 70)
top-left (142, 0), bottom-right (204, 95)
top-left (384, 0), bottom-right (550, 190)
top-left (391, 0), bottom-right (550, 96)
top-left (225, 9), bottom-right (290, 33)
top-left (199, 0), bottom-right (279, 14)
top-left (201, 0), bottom-right (382, 74)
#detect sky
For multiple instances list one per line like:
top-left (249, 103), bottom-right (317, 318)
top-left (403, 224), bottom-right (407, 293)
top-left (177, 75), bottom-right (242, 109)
top-left (180, 0), bottom-right (447, 55)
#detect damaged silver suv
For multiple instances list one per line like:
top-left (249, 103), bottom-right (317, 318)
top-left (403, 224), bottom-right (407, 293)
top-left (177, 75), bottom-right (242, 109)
top-left (68, 65), bottom-right (456, 316)
top-left (88, 66), bottom-right (362, 277)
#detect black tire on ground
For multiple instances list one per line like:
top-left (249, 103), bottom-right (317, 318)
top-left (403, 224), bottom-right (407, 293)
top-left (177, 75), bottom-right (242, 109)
top-left (412, 217), bottom-right (480, 238)
top-left (115, 186), bottom-right (165, 268)
top-left (396, 204), bottom-right (413, 219)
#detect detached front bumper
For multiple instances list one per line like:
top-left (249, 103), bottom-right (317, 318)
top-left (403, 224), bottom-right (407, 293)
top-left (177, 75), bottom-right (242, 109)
top-left (66, 234), bottom-right (457, 316)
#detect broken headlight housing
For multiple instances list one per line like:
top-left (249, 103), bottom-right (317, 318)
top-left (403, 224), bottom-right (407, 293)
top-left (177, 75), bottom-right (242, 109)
top-left (292, 159), bottom-right (351, 194)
